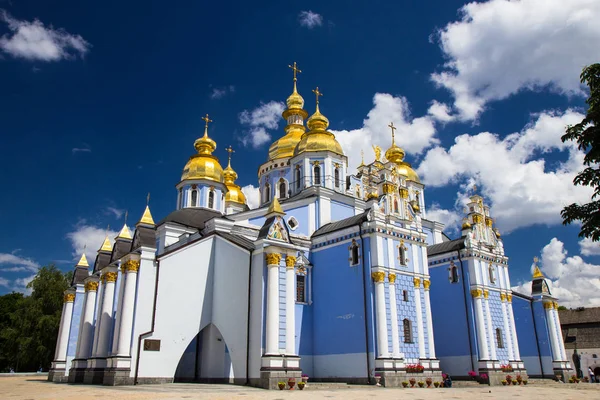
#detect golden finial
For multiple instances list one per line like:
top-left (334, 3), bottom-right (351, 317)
top-left (388, 122), bottom-right (397, 144)
top-left (360, 149), bottom-right (365, 166)
top-left (201, 113), bottom-right (213, 138)
top-left (146, 192), bottom-right (150, 206)
top-left (266, 197), bottom-right (285, 215)
top-left (77, 251), bottom-right (89, 267)
top-left (289, 61), bottom-right (302, 93)
top-left (117, 211), bottom-right (132, 239)
top-left (100, 225), bottom-right (112, 251)
top-left (534, 256), bottom-right (539, 264)
top-left (532, 256), bottom-right (544, 278)
top-left (225, 145), bottom-right (235, 168)
top-left (312, 87), bottom-right (323, 111)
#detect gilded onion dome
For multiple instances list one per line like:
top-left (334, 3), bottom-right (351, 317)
top-left (181, 114), bottom-right (224, 182)
top-left (223, 146), bottom-right (247, 205)
top-left (268, 62), bottom-right (309, 161)
top-left (293, 87), bottom-right (344, 156)
top-left (384, 122), bottom-right (420, 182)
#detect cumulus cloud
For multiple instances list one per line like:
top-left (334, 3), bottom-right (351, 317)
top-left (210, 85), bottom-right (235, 99)
top-left (579, 237), bottom-right (600, 256)
top-left (104, 207), bottom-right (125, 219)
top-left (333, 93), bottom-right (438, 171)
top-left (239, 101), bottom-right (285, 148)
top-left (298, 11), bottom-right (323, 28)
top-left (512, 238), bottom-right (600, 308)
top-left (426, 203), bottom-right (462, 234)
top-left (0, 252), bottom-right (40, 273)
top-left (66, 223), bottom-right (118, 262)
top-left (0, 9), bottom-right (90, 61)
top-left (418, 109), bottom-right (592, 233)
top-left (431, 0), bottom-right (600, 120)
top-left (427, 100), bottom-right (455, 123)
top-left (0, 274), bottom-right (36, 294)
top-left (241, 184), bottom-right (260, 210)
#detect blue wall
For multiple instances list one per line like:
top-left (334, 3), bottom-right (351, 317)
top-left (67, 287), bottom-right (85, 357)
top-left (487, 295), bottom-right (509, 362)
top-left (331, 200), bottom-right (353, 222)
top-left (285, 204), bottom-right (310, 236)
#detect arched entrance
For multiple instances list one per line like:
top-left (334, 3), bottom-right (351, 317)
top-left (593, 366), bottom-right (600, 380)
top-left (174, 323), bottom-right (234, 383)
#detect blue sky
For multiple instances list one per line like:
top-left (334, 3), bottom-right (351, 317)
top-left (1, 0), bottom-right (599, 306)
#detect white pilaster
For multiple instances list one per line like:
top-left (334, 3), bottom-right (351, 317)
top-left (545, 302), bottom-right (562, 361)
top-left (483, 291), bottom-right (497, 360)
top-left (116, 260), bottom-right (139, 357)
top-left (388, 274), bottom-right (400, 358)
top-left (472, 289), bottom-right (489, 360)
top-left (54, 292), bottom-right (75, 363)
top-left (75, 282), bottom-right (98, 359)
top-left (507, 295), bottom-right (521, 360)
top-left (423, 280), bottom-right (436, 359)
top-left (500, 294), bottom-right (514, 360)
top-left (413, 278), bottom-right (426, 359)
top-left (110, 265), bottom-right (126, 356)
top-left (265, 253), bottom-right (281, 355)
top-left (285, 256), bottom-right (296, 355)
top-left (90, 277), bottom-right (105, 358)
top-left (372, 272), bottom-right (388, 358)
top-left (555, 308), bottom-right (568, 361)
top-left (96, 270), bottom-right (117, 358)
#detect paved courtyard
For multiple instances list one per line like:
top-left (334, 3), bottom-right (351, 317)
top-left (2, 376), bottom-right (600, 400)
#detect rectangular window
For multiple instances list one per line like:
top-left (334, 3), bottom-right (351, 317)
top-left (403, 290), bottom-right (409, 302)
top-left (496, 328), bottom-right (504, 348)
top-left (296, 275), bottom-right (306, 303)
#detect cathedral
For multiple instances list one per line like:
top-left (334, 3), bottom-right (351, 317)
top-left (48, 64), bottom-right (571, 388)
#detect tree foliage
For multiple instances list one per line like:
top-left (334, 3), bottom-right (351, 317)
top-left (561, 63), bottom-right (600, 241)
top-left (0, 265), bottom-right (71, 372)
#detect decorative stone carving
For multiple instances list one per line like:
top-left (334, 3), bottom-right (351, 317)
top-left (84, 281), bottom-right (99, 292)
top-left (265, 253), bottom-right (282, 266)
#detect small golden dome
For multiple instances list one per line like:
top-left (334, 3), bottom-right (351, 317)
top-left (269, 127), bottom-right (305, 160)
top-left (181, 114), bottom-right (225, 183)
top-left (306, 107), bottom-right (329, 132)
top-left (396, 161), bottom-right (420, 183)
top-left (385, 143), bottom-right (405, 164)
top-left (462, 219), bottom-right (472, 230)
top-left (223, 146), bottom-right (247, 205)
top-left (287, 86), bottom-right (305, 110)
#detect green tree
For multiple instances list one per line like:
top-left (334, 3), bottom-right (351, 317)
top-left (561, 63), bottom-right (600, 241)
top-left (0, 265), bottom-right (71, 372)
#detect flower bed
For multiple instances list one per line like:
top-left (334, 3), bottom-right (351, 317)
top-left (406, 364), bottom-right (425, 373)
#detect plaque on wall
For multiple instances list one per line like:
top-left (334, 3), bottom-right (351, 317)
top-left (144, 339), bottom-right (161, 351)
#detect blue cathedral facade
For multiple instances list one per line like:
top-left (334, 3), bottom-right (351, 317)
top-left (49, 65), bottom-right (571, 388)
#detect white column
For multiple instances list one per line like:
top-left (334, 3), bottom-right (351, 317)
top-left (413, 278), bottom-right (426, 359)
top-left (265, 253), bottom-right (281, 355)
top-left (54, 292), bottom-right (76, 362)
top-left (545, 301), bottom-right (561, 361)
top-left (372, 272), bottom-right (389, 358)
top-left (423, 280), bottom-right (436, 359)
top-left (90, 278), bottom-right (105, 358)
top-left (110, 265), bottom-right (126, 356)
top-left (116, 260), bottom-right (139, 356)
top-left (75, 282), bottom-right (99, 359)
top-left (96, 271), bottom-right (117, 357)
top-left (483, 291), bottom-right (497, 360)
top-left (285, 256), bottom-right (296, 355)
top-left (554, 307), bottom-right (568, 361)
top-left (500, 294), bottom-right (514, 361)
top-left (507, 295), bottom-right (521, 360)
top-left (472, 289), bottom-right (490, 360)
top-left (388, 274), bottom-right (400, 358)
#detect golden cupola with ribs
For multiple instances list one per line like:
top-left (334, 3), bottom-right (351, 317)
top-left (384, 122), bottom-right (420, 183)
top-left (223, 146), bottom-right (247, 206)
top-left (181, 114), bottom-right (224, 183)
top-left (268, 62), bottom-right (309, 161)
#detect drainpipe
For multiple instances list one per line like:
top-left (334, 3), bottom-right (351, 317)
top-left (359, 222), bottom-right (373, 384)
top-left (458, 250), bottom-right (476, 372)
top-left (245, 249), bottom-right (254, 385)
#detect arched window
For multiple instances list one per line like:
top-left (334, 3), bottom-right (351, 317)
top-left (178, 188), bottom-right (183, 209)
top-left (191, 189), bottom-right (198, 207)
top-left (398, 245), bottom-right (407, 266)
top-left (403, 319), bottom-right (413, 343)
top-left (265, 183), bottom-right (271, 202)
top-left (208, 190), bottom-right (214, 209)
top-left (279, 179), bottom-right (286, 199)
top-left (314, 164), bottom-right (321, 185)
top-left (334, 167), bottom-right (340, 188)
top-left (496, 328), bottom-right (504, 348)
top-left (489, 264), bottom-right (496, 284)
top-left (295, 167), bottom-right (301, 189)
top-left (349, 240), bottom-right (359, 266)
top-left (450, 262), bottom-right (459, 283)
top-left (403, 290), bottom-right (409, 302)
top-left (394, 199), bottom-right (399, 213)
top-left (355, 185), bottom-right (361, 198)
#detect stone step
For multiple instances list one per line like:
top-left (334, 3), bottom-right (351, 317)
top-left (302, 382), bottom-right (353, 390)
top-left (452, 380), bottom-right (485, 388)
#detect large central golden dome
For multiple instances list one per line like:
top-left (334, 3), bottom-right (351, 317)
top-left (293, 88), bottom-right (344, 157)
top-left (181, 114), bottom-right (224, 182)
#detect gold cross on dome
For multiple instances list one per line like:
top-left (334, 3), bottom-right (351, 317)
top-left (288, 62), bottom-right (302, 81)
top-left (146, 192), bottom-right (150, 206)
top-left (226, 145), bottom-right (235, 162)
top-left (312, 87), bottom-right (323, 105)
top-left (388, 122), bottom-right (397, 142)
top-left (533, 256), bottom-right (539, 264)
top-left (202, 113), bottom-right (213, 128)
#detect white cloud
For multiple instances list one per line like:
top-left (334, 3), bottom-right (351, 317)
top-left (0, 252), bottom-right (40, 273)
top-left (298, 11), bottom-right (323, 28)
top-left (512, 238), bottom-right (600, 308)
top-left (427, 100), bottom-right (455, 123)
top-left (579, 237), bottom-right (600, 256)
top-left (210, 85), bottom-right (235, 99)
top-left (0, 274), bottom-right (36, 294)
top-left (0, 9), bottom-right (90, 61)
top-left (66, 224), bottom-right (118, 262)
top-left (105, 207), bottom-right (125, 219)
top-left (431, 0), bottom-right (600, 120)
top-left (239, 101), bottom-right (285, 148)
top-left (72, 147), bottom-right (91, 154)
top-left (333, 93), bottom-right (438, 171)
top-left (426, 204), bottom-right (462, 234)
top-left (241, 184), bottom-right (260, 210)
top-left (418, 109), bottom-right (593, 233)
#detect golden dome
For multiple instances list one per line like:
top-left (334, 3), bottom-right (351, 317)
top-left (223, 146), bottom-right (247, 205)
top-left (181, 114), bottom-right (225, 183)
top-left (385, 143), bottom-right (405, 164)
top-left (462, 219), bottom-right (472, 230)
top-left (293, 87), bottom-right (344, 157)
top-left (396, 161), bottom-right (420, 183)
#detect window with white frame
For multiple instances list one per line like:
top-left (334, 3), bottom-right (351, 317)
top-left (208, 190), bottom-right (215, 209)
top-left (349, 239), bottom-right (360, 266)
top-left (398, 241), bottom-right (408, 266)
top-left (314, 164), bottom-right (321, 185)
top-left (403, 319), bottom-right (413, 343)
top-left (296, 274), bottom-right (306, 303)
top-left (496, 328), bottom-right (504, 348)
top-left (279, 179), bottom-right (287, 199)
top-left (449, 261), bottom-right (459, 283)
top-left (488, 263), bottom-right (496, 284)
top-left (295, 166), bottom-right (301, 189)
top-left (264, 182), bottom-right (271, 202)
top-left (334, 167), bottom-right (340, 188)
top-left (403, 290), bottom-right (409, 302)
top-left (191, 189), bottom-right (198, 207)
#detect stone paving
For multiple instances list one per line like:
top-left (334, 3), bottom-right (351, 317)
top-left (2, 376), bottom-right (600, 400)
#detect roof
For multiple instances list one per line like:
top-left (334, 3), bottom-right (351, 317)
top-left (258, 216), bottom-right (276, 240)
top-left (71, 266), bottom-right (89, 286)
top-left (559, 307), bottom-right (600, 325)
top-left (131, 224), bottom-right (156, 250)
top-left (111, 239), bottom-right (132, 263)
top-left (217, 232), bottom-right (255, 251)
top-left (159, 208), bottom-right (223, 230)
top-left (312, 211), bottom-right (369, 238)
top-left (93, 251), bottom-right (111, 274)
top-left (427, 237), bottom-right (465, 256)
